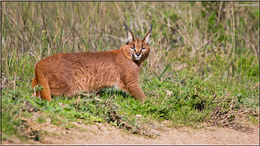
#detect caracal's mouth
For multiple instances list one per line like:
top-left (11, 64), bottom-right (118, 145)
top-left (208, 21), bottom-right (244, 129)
top-left (133, 54), bottom-right (142, 61)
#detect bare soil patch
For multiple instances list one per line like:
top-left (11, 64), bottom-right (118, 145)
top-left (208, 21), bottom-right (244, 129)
top-left (2, 120), bottom-right (259, 145)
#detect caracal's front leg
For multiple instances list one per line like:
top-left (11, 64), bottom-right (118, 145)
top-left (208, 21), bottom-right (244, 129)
top-left (125, 82), bottom-right (146, 103)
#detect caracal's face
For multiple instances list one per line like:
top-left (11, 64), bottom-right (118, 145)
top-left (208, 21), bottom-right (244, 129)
top-left (126, 38), bottom-right (150, 62)
top-left (123, 26), bottom-right (152, 62)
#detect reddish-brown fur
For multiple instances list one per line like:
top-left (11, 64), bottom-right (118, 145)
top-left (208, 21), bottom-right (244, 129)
top-left (32, 25), bottom-right (152, 102)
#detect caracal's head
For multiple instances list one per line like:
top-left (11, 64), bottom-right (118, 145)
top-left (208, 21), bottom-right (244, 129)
top-left (122, 24), bottom-right (152, 63)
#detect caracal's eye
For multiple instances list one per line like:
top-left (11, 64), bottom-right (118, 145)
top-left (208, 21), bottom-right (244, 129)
top-left (131, 47), bottom-right (135, 51)
top-left (141, 47), bottom-right (146, 50)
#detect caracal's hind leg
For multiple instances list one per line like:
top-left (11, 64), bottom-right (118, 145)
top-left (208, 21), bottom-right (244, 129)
top-left (35, 71), bottom-right (52, 101)
top-left (32, 76), bottom-right (40, 97)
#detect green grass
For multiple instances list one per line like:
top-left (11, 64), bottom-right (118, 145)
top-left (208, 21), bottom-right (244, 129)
top-left (2, 60), bottom-right (258, 139)
top-left (1, 1), bottom-right (259, 142)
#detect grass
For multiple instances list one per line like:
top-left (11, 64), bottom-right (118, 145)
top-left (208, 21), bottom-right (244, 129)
top-left (1, 1), bottom-right (259, 142)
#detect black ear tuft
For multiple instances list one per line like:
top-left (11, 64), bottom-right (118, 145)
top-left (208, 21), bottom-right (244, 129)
top-left (148, 24), bottom-right (153, 33)
top-left (143, 24), bottom-right (153, 45)
top-left (123, 23), bottom-right (129, 31)
top-left (123, 24), bottom-right (134, 44)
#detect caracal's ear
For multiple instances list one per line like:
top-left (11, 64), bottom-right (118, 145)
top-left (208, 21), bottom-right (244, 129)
top-left (143, 24), bottom-right (153, 45)
top-left (123, 24), bottom-right (134, 44)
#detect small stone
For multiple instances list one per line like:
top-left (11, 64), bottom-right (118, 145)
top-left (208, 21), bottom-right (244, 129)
top-left (166, 90), bottom-right (172, 97)
top-left (136, 114), bottom-right (142, 117)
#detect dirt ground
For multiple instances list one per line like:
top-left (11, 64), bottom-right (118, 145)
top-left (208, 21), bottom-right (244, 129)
top-left (2, 120), bottom-right (259, 145)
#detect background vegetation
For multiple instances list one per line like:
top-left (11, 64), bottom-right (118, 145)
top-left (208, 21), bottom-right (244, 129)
top-left (1, 2), bottom-right (259, 142)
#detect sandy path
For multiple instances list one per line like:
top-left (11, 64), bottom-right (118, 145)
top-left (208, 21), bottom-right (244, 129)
top-left (3, 122), bottom-right (259, 145)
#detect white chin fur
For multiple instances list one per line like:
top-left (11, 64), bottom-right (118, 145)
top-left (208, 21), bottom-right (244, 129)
top-left (134, 55), bottom-right (142, 61)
